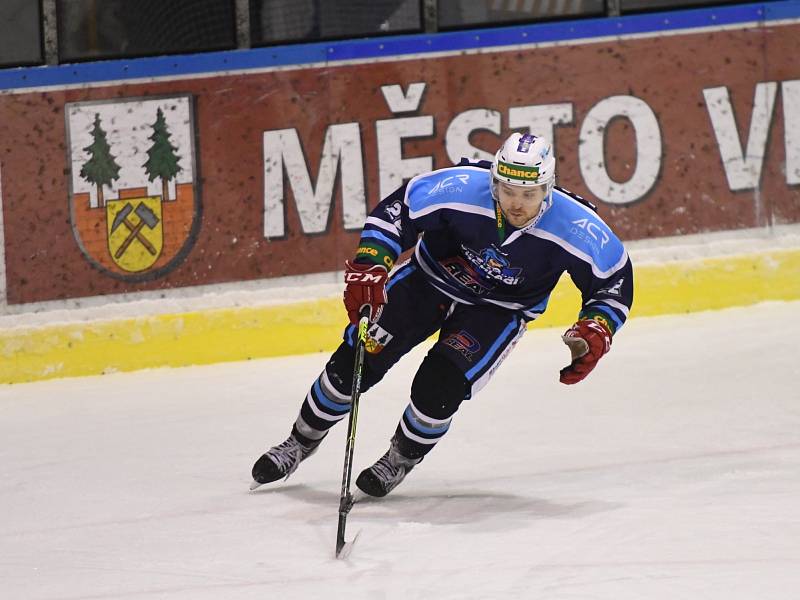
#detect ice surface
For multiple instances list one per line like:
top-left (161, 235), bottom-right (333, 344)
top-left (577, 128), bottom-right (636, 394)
top-left (1, 302), bottom-right (799, 599)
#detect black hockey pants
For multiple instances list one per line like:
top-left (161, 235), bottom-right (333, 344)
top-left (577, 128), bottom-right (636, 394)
top-left (292, 261), bottom-right (527, 459)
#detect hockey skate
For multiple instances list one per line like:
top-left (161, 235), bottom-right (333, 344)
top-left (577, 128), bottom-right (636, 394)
top-left (250, 434), bottom-right (324, 490)
top-left (356, 438), bottom-right (422, 498)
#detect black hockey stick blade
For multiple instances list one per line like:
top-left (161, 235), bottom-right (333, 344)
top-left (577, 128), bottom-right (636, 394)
top-left (335, 492), bottom-right (355, 557)
top-left (336, 529), bottom-right (361, 559)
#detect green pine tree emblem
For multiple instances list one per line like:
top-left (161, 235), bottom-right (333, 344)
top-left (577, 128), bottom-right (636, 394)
top-left (80, 113), bottom-right (121, 207)
top-left (143, 108), bottom-right (182, 201)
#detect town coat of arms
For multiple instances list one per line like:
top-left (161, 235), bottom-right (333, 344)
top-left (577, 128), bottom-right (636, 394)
top-left (66, 95), bottom-right (200, 280)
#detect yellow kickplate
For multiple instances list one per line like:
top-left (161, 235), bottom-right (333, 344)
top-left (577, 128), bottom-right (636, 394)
top-left (1, 249), bottom-right (798, 384)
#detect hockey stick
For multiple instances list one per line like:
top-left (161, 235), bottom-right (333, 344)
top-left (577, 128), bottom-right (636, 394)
top-left (335, 306), bottom-right (371, 558)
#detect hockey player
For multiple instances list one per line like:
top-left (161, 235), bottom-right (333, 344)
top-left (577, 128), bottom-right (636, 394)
top-left (251, 132), bottom-right (633, 497)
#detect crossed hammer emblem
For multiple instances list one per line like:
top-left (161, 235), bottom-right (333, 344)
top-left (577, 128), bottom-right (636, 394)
top-left (110, 202), bottom-right (160, 259)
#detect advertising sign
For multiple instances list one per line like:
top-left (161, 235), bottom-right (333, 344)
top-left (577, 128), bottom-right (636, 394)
top-left (0, 10), bottom-right (798, 305)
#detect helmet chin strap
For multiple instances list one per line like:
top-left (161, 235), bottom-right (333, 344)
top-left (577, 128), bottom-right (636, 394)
top-left (490, 179), bottom-right (500, 202)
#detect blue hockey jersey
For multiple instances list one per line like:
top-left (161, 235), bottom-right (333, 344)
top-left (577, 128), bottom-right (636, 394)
top-left (355, 162), bottom-right (633, 332)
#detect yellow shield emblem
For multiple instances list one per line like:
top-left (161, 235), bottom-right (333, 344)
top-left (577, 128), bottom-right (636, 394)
top-left (106, 197), bottom-right (163, 272)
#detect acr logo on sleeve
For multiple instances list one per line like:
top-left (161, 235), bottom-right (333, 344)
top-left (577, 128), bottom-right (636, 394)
top-left (427, 174), bottom-right (470, 196)
top-left (571, 218), bottom-right (610, 249)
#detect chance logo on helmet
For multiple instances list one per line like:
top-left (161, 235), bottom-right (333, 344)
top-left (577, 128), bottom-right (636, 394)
top-left (496, 162), bottom-right (540, 182)
top-left (491, 132), bottom-right (556, 189)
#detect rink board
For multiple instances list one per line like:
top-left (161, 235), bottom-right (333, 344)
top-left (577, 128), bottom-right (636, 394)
top-left (1, 2), bottom-right (800, 383)
top-left (0, 2), bottom-right (799, 307)
top-left (1, 248), bottom-right (798, 384)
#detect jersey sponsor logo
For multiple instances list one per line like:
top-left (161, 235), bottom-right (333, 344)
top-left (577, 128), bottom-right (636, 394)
top-left (497, 161), bottom-right (540, 181)
top-left (442, 330), bottom-right (481, 362)
top-left (588, 315), bottom-right (613, 339)
top-left (461, 244), bottom-right (524, 286)
top-left (441, 257), bottom-right (493, 295)
top-left (357, 245), bottom-right (394, 269)
top-left (365, 324), bottom-right (393, 354)
top-left (427, 174), bottom-right (470, 196)
top-left (570, 218), bottom-right (610, 251)
top-left (357, 246), bottom-right (379, 257)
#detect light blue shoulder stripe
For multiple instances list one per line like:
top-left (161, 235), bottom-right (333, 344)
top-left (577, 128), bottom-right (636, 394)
top-left (532, 190), bottom-right (627, 278)
top-left (405, 167), bottom-right (494, 216)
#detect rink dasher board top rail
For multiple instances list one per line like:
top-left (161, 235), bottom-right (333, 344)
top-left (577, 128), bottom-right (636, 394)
top-left (1, 1), bottom-right (799, 94)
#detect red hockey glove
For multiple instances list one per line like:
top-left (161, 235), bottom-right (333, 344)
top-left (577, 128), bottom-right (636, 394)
top-left (559, 318), bottom-right (612, 385)
top-left (343, 260), bottom-right (389, 325)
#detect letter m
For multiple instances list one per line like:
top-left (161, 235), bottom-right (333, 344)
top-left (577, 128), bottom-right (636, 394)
top-left (263, 125), bottom-right (365, 237)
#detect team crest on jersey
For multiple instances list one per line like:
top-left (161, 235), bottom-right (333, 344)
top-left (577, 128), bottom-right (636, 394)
top-left (365, 324), bottom-right (393, 354)
top-left (66, 95), bottom-right (200, 281)
top-left (461, 244), bottom-right (523, 286)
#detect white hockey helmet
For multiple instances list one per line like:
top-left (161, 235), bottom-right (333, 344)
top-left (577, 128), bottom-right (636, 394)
top-left (491, 132), bottom-right (556, 194)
